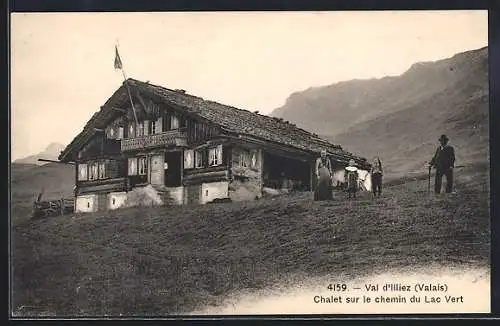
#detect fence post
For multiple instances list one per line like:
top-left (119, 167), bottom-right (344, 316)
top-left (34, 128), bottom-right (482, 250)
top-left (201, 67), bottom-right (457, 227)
top-left (61, 197), bottom-right (64, 216)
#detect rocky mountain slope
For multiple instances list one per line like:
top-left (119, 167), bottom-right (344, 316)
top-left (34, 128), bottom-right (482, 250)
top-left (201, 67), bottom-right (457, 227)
top-left (271, 47), bottom-right (489, 176)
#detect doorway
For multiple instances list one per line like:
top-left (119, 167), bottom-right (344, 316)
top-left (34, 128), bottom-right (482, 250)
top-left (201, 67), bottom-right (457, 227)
top-left (164, 151), bottom-right (182, 187)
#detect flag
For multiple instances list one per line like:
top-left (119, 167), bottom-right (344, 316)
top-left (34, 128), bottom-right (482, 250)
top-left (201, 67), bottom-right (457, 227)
top-left (114, 45), bottom-right (123, 70)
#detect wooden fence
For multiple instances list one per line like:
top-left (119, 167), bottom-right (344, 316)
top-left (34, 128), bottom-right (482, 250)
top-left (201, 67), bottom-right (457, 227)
top-left (32, 197), bottom-right (75, 219)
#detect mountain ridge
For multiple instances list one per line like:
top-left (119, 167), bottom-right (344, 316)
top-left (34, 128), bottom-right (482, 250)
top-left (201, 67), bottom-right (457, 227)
top-left (270, 46), bottom-right (488, 176)
top-left (14, 142), bottom-right (66, 165)
top-left (270, 46), bottom-right (488, 137)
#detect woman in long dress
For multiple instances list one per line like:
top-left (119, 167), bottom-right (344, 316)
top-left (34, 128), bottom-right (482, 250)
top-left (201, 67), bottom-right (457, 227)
top-left (314, 150), bottom-right (333, 201)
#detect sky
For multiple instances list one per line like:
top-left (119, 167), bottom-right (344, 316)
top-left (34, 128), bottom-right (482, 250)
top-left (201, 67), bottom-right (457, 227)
top-left (10, 11), bottom-right (488, 161)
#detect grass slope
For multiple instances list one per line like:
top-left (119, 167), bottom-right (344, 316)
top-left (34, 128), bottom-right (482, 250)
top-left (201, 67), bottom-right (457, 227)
top-left (12, 165), bottom-right (489, 316)
top-left (11, 163), bottom-right (74, 223)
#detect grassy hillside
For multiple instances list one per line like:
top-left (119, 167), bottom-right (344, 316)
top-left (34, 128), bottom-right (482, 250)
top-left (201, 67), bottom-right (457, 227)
top-left (10, 162), bottom-right (74, 223)
top-left (11, 164), bottom-right (489, 316)
top-left (271, 46), bottom-right (488, 150)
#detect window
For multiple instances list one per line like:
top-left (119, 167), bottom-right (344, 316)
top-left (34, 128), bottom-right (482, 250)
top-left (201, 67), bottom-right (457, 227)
top-left (209, 145), bottom-right (223, 167)
top-left (171, 114), bottom-right (179, 129)
top-left (143, 120), bottom-right (149, 136)
top-left (98, 161), bottom-right (106, 179)
top-left (239, 150), bottom-right (250, 167)
top-left (78, 163), bottom-right (88, 181)
top-left (149, 118), bottom-right (162, 134)
top-left (78, 161), bottom-right (108, 181)
top-left (195, 150), bottom-right (204, 168)
top-left (128, 157), bottom-right (147, 176)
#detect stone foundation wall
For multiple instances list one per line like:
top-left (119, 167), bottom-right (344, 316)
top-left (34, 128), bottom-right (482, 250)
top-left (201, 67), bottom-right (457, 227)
top-left (229, 147), bottom-right (263, 202)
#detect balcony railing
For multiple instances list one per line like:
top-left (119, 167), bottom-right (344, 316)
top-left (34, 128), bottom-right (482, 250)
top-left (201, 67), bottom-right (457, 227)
top-left (121, 130), bottom-right (188, 152)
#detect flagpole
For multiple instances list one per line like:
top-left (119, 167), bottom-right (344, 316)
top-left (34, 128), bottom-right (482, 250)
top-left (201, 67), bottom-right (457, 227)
top-left (115, 44), bottom-right (140, 129)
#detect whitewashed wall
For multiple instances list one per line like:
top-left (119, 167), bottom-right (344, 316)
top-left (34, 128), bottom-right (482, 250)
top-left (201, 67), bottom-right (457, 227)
top-left (201, 181), bottom-right (229, 204)
top-left (75, 194), bottom-right (99, 213)
top-left (107, 192), bottom-right (128, 210)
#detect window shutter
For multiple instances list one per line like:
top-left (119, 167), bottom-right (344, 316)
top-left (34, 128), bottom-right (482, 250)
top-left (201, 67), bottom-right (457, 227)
top-left (128, 157), bottom-right (137, 175)
top-left (118, 127), bottom-right (124, 140)
top-left (156, 117), bottom-right (162, 133)
top-left (184, 149), bottom-right (194, 169)
top-left (129, 122), bottom-right (135, 138)
top-left (98, 161), bottom-right (106, 179)
top-left (136, 122), bottom-right (143, 137)
top-left (171, 114), bottom-right (179, 129)
top-left (217, 145), bottom-right (223, 166)
top-left (107, 126), bottom-right (115, 139)
top-left (89, 162), bottom-right (98, 180)
top-left (143, 120), bottom-right (149, 136)
top-left (78, 163), bottom-right (88, 181)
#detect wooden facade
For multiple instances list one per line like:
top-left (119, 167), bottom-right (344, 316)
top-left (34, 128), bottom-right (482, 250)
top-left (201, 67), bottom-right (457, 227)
top-left (60, 79), bottom-right (370, 212)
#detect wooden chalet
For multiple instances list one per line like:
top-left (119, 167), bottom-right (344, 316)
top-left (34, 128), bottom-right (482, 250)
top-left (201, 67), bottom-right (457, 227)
top-left (58, 79), bottom-right (370, 213)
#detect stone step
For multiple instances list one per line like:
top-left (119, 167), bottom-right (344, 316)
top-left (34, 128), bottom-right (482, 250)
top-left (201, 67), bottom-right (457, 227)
top-left (151, 185), bottom-right (177, 206)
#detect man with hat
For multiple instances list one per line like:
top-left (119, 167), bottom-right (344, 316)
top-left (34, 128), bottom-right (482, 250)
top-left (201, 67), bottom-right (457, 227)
top-left (429, 134), bottom-right (456, 194)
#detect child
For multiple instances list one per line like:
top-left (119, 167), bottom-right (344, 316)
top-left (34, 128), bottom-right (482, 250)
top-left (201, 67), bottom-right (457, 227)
top-left (345, 159), bottom-right (359, 199)
top-left (370, 156), bottom-right (383, 197)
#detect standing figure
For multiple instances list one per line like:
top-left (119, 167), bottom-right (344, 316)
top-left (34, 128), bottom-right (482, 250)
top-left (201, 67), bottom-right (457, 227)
top-left (314, 150), bottom-right (333, 201)
top-left (429, 134), bottom-right (456, 194)
top-left (345, 159), bottom-right (359, 199)
top-left (370, 156), bottom-right (383, 197)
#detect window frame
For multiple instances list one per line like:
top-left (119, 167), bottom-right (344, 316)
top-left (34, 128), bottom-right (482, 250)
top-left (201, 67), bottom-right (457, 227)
top-left (195, 150), bottom-right (204, 169)
top-left (128, 157), bottom-right (138, 176)
top-left (184, 149), bottom-right (194, 169)
top-left (137, 121), bottom-right (145, 137)
top-left (98, 161), bottom-right (106, 179)
top-left (208, 145), bottom-right (222, 167)
top-left (137, 156), bottom-right (148, 176)
top-left (88, 161), bottom-right (99, 181)
top-left (171, 114), bottom-right (180, 130)
top-left (239, 149), bottom-right (250, 168)
top-left (78, 163), bottom-right (88, 181)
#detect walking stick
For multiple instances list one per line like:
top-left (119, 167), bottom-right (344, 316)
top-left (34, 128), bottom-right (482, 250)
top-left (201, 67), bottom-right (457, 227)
top-left (428, 165), bottom-right (431, 194)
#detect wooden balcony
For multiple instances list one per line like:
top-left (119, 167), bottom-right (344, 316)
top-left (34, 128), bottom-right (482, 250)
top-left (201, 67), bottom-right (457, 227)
top-left (121, 130), bottom-right (188, 152)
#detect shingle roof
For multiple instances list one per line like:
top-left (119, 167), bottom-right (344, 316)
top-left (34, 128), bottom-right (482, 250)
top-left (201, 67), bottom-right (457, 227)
top-left (59, 79), bottom-right (369, 167)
